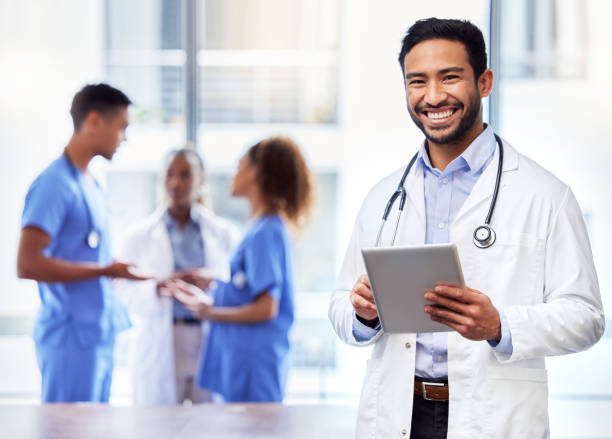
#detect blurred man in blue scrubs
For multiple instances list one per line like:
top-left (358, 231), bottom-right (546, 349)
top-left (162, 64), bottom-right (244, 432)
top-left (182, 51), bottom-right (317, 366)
top-left (17, 83), bottom-right (149, 403)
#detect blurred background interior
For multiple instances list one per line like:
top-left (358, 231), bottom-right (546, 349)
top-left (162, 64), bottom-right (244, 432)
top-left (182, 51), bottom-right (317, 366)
top-left (1, 1), bottom-right (611, 437)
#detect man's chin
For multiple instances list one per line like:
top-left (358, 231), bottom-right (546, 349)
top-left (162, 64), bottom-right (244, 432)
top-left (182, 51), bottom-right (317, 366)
top-left (423, 125), bottom-right (459, 145)
top-left (101, 150), bottom-right (117, 161)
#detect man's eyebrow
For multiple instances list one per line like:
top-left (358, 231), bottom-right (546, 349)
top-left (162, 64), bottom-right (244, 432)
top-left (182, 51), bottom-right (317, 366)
top-left (439, 67), bottom-right (464, 75)
top-left (405, 72), bottom-right (425, 80)
top-left (405, 66), bottom-right (465, 80)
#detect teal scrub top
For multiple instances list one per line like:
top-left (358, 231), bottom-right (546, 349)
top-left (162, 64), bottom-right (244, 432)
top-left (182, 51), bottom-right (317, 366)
top-left (22, 155), bottom-right (130, 347)
top-left (198, 215), bottom-right (295, 402)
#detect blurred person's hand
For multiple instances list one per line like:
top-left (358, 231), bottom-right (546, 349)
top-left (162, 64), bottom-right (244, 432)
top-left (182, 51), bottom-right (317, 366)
top-left (174, 267), bottom-right (217, 290)
top-left (156, 279), bottom-right (174, 297)
top-left (168, 279), bottom-right (214, 318)
top-left (104, 261), bottom-right (153, 281)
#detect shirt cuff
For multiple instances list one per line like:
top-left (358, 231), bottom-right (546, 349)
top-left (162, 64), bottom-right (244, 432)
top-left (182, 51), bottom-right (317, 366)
top-left (487, 308), bottom-right (513, 354)
top-left (352, 311), bottom-right (381, 342)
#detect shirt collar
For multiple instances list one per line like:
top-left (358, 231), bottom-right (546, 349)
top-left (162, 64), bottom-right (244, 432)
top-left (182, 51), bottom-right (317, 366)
top-left (163, 208), bottom-right (199, 230)
top-left (415, 124), bottom-right (496, 176)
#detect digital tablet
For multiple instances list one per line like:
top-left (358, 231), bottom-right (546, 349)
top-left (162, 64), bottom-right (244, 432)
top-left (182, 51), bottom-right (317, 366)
top-left (360, 243), bottom-right (465, 334)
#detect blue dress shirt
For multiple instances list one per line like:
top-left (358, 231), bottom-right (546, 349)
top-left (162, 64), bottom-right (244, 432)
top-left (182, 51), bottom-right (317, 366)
top-left (163, 210), bottom-right (206, 320)
top-left (353, 126), bottom-right (513, 378)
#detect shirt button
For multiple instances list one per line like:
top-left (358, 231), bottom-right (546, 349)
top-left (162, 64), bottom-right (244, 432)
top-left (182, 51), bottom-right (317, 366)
top-left (405, 342), bottom-right (411, 349)
top-left (401, 429), bottom-right (407, 436)
top-left (441, 177), bottom-right (449, 184)
top-left (438, 222), bottom-right (445, 229)
top-left (437, 355), bottom-right (444, 361)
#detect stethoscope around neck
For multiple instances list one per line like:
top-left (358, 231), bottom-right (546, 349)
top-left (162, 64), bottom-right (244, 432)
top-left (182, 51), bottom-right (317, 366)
top-left (375, 134), bottom-right (504, 249)
top-left (63, 150), bottom-right (102, 249)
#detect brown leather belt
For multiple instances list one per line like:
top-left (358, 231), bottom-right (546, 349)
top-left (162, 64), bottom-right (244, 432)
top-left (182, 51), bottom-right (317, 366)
top-left (414, 379), bottom-right (449, 401)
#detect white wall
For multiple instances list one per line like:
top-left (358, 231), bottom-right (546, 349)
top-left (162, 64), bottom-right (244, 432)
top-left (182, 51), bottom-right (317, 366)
top-left (198, 0), bottom-right (490, 267)
top-left (0, 0), bottom-right (105, 314)
top-left (499, 0), bottom-right (612, 309)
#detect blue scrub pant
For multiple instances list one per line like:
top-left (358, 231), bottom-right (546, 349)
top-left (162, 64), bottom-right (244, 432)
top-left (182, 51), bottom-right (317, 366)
top-left (35, 330), bottom-right (115, 403)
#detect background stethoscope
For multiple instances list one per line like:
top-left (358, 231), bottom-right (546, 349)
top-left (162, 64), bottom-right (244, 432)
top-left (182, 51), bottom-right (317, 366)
top-left (63, 151), bottom-right (101, 249)
top-left (375, 134), bottom-right (504, 249)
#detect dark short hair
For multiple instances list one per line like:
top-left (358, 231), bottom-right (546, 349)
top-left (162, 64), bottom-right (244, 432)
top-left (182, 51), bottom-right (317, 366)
top-left (70, 83), bottom-right (131, 130)
top-left (398, 18), bottom-right (488, 81)
top-left (164, 148), bottom-right (206, 180)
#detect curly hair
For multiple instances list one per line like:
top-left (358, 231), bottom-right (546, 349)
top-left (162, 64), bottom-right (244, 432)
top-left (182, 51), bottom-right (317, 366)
top-left (247, 136), bottom-right (314, 230)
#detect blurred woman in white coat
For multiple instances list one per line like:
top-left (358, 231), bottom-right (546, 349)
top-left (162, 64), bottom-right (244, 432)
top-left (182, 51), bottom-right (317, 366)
top-left (117, 148), bottom-right (237, 405)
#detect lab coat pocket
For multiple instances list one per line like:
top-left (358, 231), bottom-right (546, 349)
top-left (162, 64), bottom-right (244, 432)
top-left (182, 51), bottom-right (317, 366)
top-left (473, 232), bottom-right (545, 306)
top-left (356, 359), bottom-right (381, 439)
top-left (485, 366), bottom-right (549, 438)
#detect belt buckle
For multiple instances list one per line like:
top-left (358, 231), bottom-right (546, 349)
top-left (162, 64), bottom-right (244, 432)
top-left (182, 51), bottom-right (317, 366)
top-left (421, 381), bottom-right (444, 401)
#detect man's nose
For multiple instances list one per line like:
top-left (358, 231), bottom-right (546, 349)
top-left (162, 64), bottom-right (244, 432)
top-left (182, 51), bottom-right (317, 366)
top-left (424, 82), bottom-right (448, 107)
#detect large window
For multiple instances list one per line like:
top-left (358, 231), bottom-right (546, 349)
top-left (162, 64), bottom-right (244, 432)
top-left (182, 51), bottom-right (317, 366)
top-left (104, 0), bottom-right (341, 291)
top-left (106, 0), bottom-right (339, 137)
top-left (493, 1), bottom-right (612, 437)
top-left (104, 0), bottom-right (342, 403)
top-left (198, 0), bottom-right (339, 124)
top-left (498, 0), bottom-right (587, 79)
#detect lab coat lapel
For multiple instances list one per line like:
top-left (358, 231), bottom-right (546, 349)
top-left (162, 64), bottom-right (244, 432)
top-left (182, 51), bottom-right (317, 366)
top-left (453, 138), bottom-right (519, 225)
top-left (149, 209), bottom-right (175, 276)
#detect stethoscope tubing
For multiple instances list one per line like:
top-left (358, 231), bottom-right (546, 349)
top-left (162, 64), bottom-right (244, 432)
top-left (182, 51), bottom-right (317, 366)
top-left (63, 151), bottom-right (101, 249)
top-left (376, 134), bottom-right (504, 248)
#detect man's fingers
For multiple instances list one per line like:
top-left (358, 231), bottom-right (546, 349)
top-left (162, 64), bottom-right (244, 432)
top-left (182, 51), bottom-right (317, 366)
top-left (358, 275), bottom-right (371, 288)
top-left (433, 285), bottom-right (480, 304)
top-left (353, 282), bottom-right (374, 302)
top-left (425, 305), bottom-right (472, 326)
top-left (429, 314), bottom-right (466, 334)
top-left (424, 291), bottom-right (469, 314)
top-left (350, 292), bottom-right (377, 311)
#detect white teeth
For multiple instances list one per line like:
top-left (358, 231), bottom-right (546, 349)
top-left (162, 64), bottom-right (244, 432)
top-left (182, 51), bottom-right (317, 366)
top-left (427, 110), bottom-right (454, 120)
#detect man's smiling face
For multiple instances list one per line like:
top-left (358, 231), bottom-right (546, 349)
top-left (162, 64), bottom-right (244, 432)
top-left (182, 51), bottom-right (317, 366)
top-left (403, 39), bottom-right (483, 146)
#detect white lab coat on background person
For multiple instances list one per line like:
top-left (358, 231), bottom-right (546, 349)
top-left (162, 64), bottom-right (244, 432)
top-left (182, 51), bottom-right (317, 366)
top-left (329, 140), bottom-right (604, 439)
top-left (116, 204), bottom-right (237, 405)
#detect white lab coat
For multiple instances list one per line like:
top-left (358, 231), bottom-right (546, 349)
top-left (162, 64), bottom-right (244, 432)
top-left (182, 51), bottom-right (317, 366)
top-left (116, 205), bottom-right (238, 405)
top-left (329, 140), bottom-right (604, 438)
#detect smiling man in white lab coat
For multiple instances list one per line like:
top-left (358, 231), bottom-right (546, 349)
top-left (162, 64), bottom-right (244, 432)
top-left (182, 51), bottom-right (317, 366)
top-left (328, 18), bottom-right (604, 439)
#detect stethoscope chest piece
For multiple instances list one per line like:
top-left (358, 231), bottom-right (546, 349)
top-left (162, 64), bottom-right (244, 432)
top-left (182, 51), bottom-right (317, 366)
top-left (377, 132), bottom-right (504, 250)
top-left (87, 230), bottom-right (100, 249)
top-left (473, 225), bottom-right (496, 249)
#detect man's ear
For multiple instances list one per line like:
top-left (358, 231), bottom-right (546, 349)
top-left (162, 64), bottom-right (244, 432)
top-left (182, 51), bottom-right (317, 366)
top-left (81, 111), bottom-right (103, 133)
top-left (478, 69), bottom-right (494, 98)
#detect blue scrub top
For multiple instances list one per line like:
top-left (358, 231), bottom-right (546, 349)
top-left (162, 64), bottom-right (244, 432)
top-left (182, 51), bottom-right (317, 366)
top-left (198, 215), bottom-right (295, 402)
top-left (21, 155), bottom-right (130, 347)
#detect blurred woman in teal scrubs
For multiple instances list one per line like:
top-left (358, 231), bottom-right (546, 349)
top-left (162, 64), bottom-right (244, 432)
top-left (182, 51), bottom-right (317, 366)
top-left (174, 136), bottom-right (314, 402)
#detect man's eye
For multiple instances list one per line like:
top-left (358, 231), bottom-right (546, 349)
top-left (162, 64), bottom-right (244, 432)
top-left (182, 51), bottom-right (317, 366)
top-left (444, 75), bottom-right (459, 81)
top-left (408, 80), bottom-right (424, 85)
